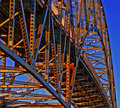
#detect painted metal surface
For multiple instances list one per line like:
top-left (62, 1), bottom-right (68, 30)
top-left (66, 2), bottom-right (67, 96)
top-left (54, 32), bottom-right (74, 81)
top-left (0, 0), bottom-right (116, 108)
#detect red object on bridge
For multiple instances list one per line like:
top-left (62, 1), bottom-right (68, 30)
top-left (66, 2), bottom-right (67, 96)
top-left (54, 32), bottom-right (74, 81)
top-left (70, 63), bottom-right (74, 70)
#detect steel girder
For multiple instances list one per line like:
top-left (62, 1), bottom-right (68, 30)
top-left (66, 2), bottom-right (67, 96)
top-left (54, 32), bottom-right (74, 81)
top-left (0, 41), bottom-right (67, 107)
top-left (0, 0), bottom-right (116, 108)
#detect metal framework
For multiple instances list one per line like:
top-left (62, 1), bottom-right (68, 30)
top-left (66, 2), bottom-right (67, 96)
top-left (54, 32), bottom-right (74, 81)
top-left (0, 0), bottom-right (116, 108)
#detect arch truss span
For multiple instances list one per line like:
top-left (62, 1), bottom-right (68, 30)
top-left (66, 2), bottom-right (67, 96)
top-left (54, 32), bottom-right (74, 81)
top-left (0, 0), bottom-right (116, 108)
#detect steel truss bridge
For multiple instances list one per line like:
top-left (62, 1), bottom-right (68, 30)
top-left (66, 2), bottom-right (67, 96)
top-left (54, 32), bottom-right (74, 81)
top-left (0, 0), bottom-right (117, 108)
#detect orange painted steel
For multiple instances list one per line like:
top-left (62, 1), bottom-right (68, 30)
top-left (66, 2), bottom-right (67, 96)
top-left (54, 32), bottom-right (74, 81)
top-left (0, 0), bottom-right (116, 108)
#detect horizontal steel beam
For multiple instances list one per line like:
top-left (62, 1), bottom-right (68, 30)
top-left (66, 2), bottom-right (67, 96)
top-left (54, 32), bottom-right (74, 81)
top-left (0, 69), bottom-right (26, 73)
top-left (7, 103), bottom-right (63, 108)
top-left (0, 85), bottom-right (42, 88)
top-left (80, 55), bottom-right (112, 108)
top-left (4, 96), bottom-right (55, 100)
top-left (0, 41), bottom-right (67, 108)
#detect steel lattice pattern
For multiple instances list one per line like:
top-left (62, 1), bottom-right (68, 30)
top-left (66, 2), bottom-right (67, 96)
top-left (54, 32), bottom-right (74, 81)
top-left (0, 0), bottom-right (116, 108)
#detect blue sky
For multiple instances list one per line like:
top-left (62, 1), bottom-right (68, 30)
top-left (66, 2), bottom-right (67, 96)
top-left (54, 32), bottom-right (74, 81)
top-left (102, 0), bottom-right (120, 107)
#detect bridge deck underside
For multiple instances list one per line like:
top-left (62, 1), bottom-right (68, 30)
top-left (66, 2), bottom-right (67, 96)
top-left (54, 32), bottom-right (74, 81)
top-left (71, 59), bottom-right (108, 108)
top-left (0, 0), bottom-right (116, 108)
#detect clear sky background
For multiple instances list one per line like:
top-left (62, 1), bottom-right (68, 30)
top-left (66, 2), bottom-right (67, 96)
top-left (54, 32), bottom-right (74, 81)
top-left (102, 0), bottom-right (120, 107)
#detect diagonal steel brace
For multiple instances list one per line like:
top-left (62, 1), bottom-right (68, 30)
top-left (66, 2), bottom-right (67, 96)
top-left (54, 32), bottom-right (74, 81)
top-left (0, 41), bottom-right (67, 108)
